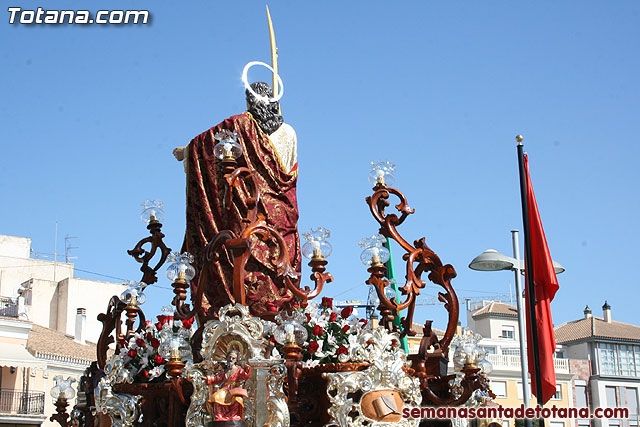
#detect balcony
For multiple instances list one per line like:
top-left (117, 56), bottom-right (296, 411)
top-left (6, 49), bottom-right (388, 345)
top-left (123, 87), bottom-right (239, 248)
top-left (487, 354), bottom-right (570, 374)
top-left (0, 389), bottom-right (45, 415)
top-left (0, 297), bottom-right (18, 317)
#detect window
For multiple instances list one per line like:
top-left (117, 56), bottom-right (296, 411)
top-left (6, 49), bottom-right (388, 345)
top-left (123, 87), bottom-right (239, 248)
top-left (492, 381), bottom-right (507, 398)
top-left (626, 388), bottom-right (638, 427)
top-left (599, 343), bottom-right (618, 375)
top-left (502, 348), bottom-right (520, 356)
top-left (597, 343), bottom-right (640, 376)
top-left (606, 386), bottom-right (620, 427)
top-left (483, 346), bottom-right (497, 355)
top-left (501, 326), bottom-right (515, 339)
top-left (516, 381), bottom-right (532, 400)
top-left (575, 385), bottom-right (588, 408)
top-left (619, 345), bottom-right (636, 376)
top-left (552, 384), bottom-right (562, 400)
top-left (555, 350), bottom-right (565, 359)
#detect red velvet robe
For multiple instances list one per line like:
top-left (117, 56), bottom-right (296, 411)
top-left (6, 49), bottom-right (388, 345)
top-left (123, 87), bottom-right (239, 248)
top-left (183, 112), bottom-right (300, 320)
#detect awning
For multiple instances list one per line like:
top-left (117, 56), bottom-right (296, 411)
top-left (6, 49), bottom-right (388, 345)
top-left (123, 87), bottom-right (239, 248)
top-left (0, 344), bottom-right (47, 369)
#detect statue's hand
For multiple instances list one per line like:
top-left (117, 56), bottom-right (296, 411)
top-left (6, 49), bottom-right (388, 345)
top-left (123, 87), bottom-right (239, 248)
top-left (173, 146), bottom-right (185, 161)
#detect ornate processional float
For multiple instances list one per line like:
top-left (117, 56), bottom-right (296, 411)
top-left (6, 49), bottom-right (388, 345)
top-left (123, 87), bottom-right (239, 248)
top-left (48, 11), bottom-right (497, 427)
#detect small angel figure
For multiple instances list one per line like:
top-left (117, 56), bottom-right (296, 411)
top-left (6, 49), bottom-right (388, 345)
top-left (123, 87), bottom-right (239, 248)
top-left (205, 349), bottom-right (251, 422)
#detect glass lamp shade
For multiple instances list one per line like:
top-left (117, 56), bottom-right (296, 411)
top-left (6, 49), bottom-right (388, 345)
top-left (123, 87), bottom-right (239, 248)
top-left (451, 328), bottom-right (485, 368)
top-left (384, 283), bottom-right (398, 302)
top-left (359, 234), bottom-right (390, 266)
top-left (140, 200), bottom-right (165, 224)
top-left (158, 333), bottom-right (191, 360)
top-left (214, 130), bottom-right (242, 160)
top-left (479, 359), bottom-right (493, 374)
top-left (452, 347), bottom-right (467, 369)
top-left (120, 281), bottom-right (146, 306)
top-left (50, 376), bottom-right (76, 401)
top-left (367, 284), bottom-right (380, 307)
top-left (301, 227), bottom-right (332, 259)
top-left (274, 320), bottom-right (308, 346)
top-left (368, 160), bottom-right (396, 187)
top-left (166, 252), bottom-right (196, 283)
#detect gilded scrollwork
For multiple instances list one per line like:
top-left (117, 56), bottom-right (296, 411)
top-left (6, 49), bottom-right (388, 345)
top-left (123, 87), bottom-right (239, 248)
top-left (324, 327), bottom-right (421, 427)
top-left (93, 356), bottom-right (141, 427)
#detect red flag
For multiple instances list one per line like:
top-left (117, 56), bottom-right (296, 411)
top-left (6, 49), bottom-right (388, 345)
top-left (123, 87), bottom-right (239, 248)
top-left (523, 153), bottom-right (559, 405)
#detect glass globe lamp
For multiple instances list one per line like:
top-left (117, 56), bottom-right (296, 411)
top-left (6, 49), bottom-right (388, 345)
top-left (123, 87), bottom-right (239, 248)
top-left (359, 234), bottom-right (390, 266)
top-left (479, 359), bottom-right (493, 375)
top-left (368, 160), bottom-right (396, 187)
top-left (158, 330), bottom-right (191, 361)
top-left (166, 252), bottom-right (196, 283)
top-left (120, 281), bottom-right (146, 306)
top-left (384, 281), bottom-right (398, 302)
top-left (274, 319), bottom-right (308, 346)
top-left (50, 376), bottom-right (76, 401)
top-left (451, 328), bottom-right (484, 369)
top-left (213, 130), bottom-right (242, 160)
top-left (140, 200), bottom-right (165, 224)
top-left (301, 227), bottom-right (332, 259)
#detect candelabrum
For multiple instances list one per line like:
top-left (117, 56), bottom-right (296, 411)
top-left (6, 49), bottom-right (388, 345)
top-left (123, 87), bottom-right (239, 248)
top-left (50, 376), bottom-right (76, 427)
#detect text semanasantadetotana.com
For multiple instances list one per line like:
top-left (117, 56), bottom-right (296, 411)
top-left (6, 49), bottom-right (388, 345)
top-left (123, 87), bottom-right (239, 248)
top-left (403, 404), bottom-right (630, 420)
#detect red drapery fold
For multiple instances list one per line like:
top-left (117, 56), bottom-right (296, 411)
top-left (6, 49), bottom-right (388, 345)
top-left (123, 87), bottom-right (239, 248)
top-left (523, 153), bottom-right (559, 405)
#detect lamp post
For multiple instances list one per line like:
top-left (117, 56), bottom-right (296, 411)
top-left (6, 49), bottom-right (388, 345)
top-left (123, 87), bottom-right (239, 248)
top-left (469, 230), bottom-right (564, 423)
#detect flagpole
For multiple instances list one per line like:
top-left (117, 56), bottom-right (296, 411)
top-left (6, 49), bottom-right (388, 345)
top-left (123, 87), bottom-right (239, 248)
top-left (516, 135), bottom-right (545, 418)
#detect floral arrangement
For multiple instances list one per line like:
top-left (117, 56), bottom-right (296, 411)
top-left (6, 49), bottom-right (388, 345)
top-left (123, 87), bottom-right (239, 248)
top-left (118, 312), bottom-right (194, 382)
top-left (271, 297), bottom-right (370, 368)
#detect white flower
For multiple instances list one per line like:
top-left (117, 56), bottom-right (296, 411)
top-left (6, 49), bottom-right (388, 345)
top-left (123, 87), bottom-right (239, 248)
top-left (270, 348), bottom-right (281, 359)
top-left (326, 332), bottom-right (337, 347)
top-left (148, 365), bottom-right (165, 380)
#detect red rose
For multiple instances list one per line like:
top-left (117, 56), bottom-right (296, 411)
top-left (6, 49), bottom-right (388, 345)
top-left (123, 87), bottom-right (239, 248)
top-left (136, 338), bottom-right (145, 347)
top-left (336, 345), bottom-right (348, 355)
top-left (150, 338), bottom-right (160, 349)
top-left (307, 341), bottom-right (319, 354)
top-left (265, 302), bottom-right (277, 312)
top-left (391, 339), bottom-right (398, 348)
top-left (144, 320), bottom-right (152, 327)
top-left (321, 297), bottom-right (333, 309)
top-left (359, 319), bottom-right (368, 326)
top-left (329, 312), bottom-right (337, 322)
top-left (301, 301), bottom-right (308, 309)
top-left (157, 315), bottom-right (168, 325)
top-left (154, 355), bottom-right (165, 364)
top-left (181, 317), bottom-right (194, 329)
top-left (291, 301), bottom-right (299, 309)
top-left (145, 332), bottom-right (153, 340)
top-left (312, 325), bottom-right (323, 336)
top-left (141, 370), bottom-right (149, 379)
top-left (155, 322), bottom-right (163, 331)
top-left (127, 349), bottom-right (137, 358)
top-left (305, 313), bottom-right (312, 323)
top-left (341, 325), bottom-right (350, 333)
top-left (341, 306), bottom-right (353, 318)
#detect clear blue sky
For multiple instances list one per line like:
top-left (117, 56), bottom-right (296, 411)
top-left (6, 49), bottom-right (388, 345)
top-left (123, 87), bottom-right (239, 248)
top-left (2, 1), bottom-right (639, 331)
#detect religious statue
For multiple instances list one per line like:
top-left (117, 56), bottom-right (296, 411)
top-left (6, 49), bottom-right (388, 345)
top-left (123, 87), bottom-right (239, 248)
top-left (174, 77), bottom-right (301, 320)
top-left (205, 349), bottom-right (252, 423)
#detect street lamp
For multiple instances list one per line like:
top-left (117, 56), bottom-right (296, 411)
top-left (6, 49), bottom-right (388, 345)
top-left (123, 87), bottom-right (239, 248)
top-left (468, 230), bottom-right (565, 418)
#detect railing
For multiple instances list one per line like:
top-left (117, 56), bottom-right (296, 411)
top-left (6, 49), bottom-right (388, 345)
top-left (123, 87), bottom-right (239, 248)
top-left (0, 389), bottom-right (45, 415)
top-left (0, 297), bottom-right (18, 318)
top-left (486, 354), bottom-right (570, 373)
